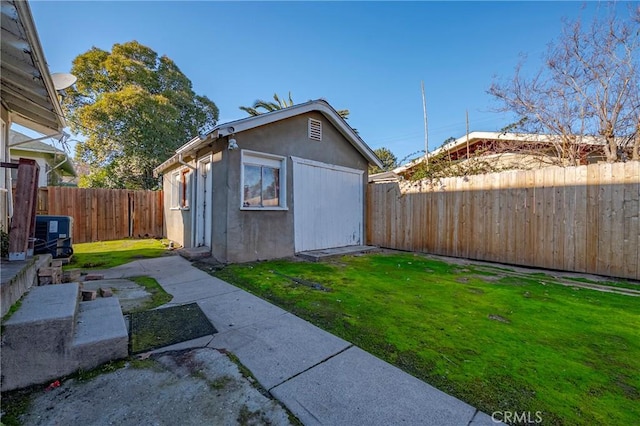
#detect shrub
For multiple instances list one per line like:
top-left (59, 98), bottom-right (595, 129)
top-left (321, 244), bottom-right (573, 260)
top-left (1, 228), bottom-right (9, 258)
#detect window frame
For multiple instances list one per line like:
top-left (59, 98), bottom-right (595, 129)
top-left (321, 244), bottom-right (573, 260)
top-left (240, 149), bottom-right (287, 211)
top-left (170, 168), bottom-right (191, 210)
top-left (181, 168), bottom-right (190, 209)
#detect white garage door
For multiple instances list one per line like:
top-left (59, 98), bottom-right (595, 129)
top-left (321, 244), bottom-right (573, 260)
top-left (293, 157), bottom-right (364, 252)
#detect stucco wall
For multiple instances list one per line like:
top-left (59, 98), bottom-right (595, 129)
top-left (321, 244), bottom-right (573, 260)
top-left (222, 111), bottom-right (368, 263)
top-left (160, 111), bottom-right (371, 264)
top-left (206, 139), bottom-right (230, 262)
top-left (161, 158), bottom-right (194, 249)
top-left (0, 105), bottom-right (8, 231)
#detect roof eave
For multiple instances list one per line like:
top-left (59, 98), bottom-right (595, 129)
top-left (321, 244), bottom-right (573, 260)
top-left (13, 1), bottom-right (66, 132)
top-left (393, 131), bottom-right (585, 174)
top-left (216, 100), bottom-right (382, 168)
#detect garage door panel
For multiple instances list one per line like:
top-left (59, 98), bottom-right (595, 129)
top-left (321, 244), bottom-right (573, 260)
top-left (293, 157), bottom-right (363, 252)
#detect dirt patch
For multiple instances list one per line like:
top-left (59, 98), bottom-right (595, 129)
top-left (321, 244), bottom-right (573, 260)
top-left (15, 348), bottom-right (295, 426)
top-left (472, 274), bottom-right (503, 282)
top-left (488, 314), bottom-right (511, 323)
top-left (81, 278), bottom-right (152, 313)
top-left (272, 271), bottom-right (332, 292)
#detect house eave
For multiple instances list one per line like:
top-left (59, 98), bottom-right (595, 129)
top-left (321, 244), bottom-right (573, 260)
top-left (1, 1), bottom-right (66, 134)
top-left (214, 100), bottom-right (383, 169)
top-left (393, 131), bottom-right (609, 174)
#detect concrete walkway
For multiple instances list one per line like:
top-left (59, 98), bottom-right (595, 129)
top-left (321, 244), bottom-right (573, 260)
top-left (102, 255), bottom-right (499, 426)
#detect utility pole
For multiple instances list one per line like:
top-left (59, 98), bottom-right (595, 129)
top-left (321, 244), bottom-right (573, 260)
top-left (466, 109), bottom-right (470, 159)
top-left (421, 81), bottom-right (429, 165)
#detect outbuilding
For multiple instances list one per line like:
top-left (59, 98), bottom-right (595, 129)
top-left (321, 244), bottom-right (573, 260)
top-left (154, 99), bottom-right (382, 263)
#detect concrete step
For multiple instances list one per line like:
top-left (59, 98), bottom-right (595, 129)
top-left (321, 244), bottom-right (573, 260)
top-left (178, 246), bottom-right (211, 260)
top-left (297, 245), bottom-right (381, 262)
top-left (1, 283), bottom-right (129, 391)
top-left (72, 298), bottom-right (128, 370)
top-left (1, 283), bottom-right (80, 391)
top-left (1, 254), bottom-right (52, 317)
top-left (2, 283), bottom-right (79, 352)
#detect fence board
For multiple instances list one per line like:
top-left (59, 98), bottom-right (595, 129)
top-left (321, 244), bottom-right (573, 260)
top-left (37, 187), bottom-right (163, 243)
top-left (609, 163), bottom-right (626, 277)
top-left (553, 167), bottom-right (565, 270)
top-left (597, 164), bottom-right (613, 276)
top-left (522, 170), bottom-right (535, 266)
top-left (623, 162), bottom-right (640, 279)
top-left (585, 166), bottom-right (600, 273)
top-left (574, 166), bottom-right (588, 272)
top-left (563, 167), bottom-right (576, 271)
top-left (367, 162), bottom-right (640, 281)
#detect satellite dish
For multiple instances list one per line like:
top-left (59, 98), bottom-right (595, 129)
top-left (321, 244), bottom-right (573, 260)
top-left (51, 73), bottom-right (77, 91)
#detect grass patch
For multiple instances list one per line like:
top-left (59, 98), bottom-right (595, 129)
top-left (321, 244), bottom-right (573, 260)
top-left (210, 252), bottom-right (640, 426)
top-left (127, 276), bottom-right (173, 313)
top-left (2, 299), bottom-right (22, 323)
top-left (74, 359), bottom-right (127, 383)
top-left (0, 388), bottom-right (32, 426)
top-left (129, 303), bottom-right (217, 354)
top-left (66, 238), bottom-right (170, 270)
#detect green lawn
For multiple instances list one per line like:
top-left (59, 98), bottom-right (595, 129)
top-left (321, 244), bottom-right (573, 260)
top-left (212, 252), bottom-right (640, 426)
top-left (67, 238), bottom-right (170, 269)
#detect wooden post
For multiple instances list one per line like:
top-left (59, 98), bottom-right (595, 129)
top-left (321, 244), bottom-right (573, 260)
top-left (8, 159), bottom-right (39, 261)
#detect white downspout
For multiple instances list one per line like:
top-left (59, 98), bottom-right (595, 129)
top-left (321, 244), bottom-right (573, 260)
top-left (9, 132), bottom-right (64, 148)
top-left (178, 153), bottom-right (196, 171)
top-left (45, 156), bottom-right (69, 184)
top-left (178, 153), bottom-right (197, 247)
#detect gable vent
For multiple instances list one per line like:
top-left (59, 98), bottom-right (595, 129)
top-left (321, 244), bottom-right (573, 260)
top-left (308, 118), bottom-right (322, 141)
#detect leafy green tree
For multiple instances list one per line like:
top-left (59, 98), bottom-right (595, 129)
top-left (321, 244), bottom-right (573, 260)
top-left (240, 92), bottom-right (350, 119)
top-left (369, 147), bottom-right (398, 174)
top-left (65, 41), bottom-right (219, 189)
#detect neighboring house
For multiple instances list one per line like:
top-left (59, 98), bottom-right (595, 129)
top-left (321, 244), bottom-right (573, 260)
top-left (154, 99), bottom-right (383, 263)
top-left (368, 170), bottom-right (401, 183)
top-left (9, 130), bottom-right (76, 187)
top-left (394, 131), bottom-right (607, 180)
top-left (1, 0), bottom-right (66, 230)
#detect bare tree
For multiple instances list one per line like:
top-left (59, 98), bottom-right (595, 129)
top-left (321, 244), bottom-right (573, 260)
top-left (490, 4), bottom-right (640, 163)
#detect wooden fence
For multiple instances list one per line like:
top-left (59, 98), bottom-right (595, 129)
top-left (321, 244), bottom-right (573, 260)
top-left (37, 187), bottom-right (163, 243)
top-left (367, 162), bottom-right (640, 280)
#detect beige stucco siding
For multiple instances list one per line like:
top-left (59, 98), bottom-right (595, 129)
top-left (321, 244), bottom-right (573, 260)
top-left (198, 141), bottom-right (228, 262)
top-left (161, 159), bottom-right (194, 248)
top-left (0, 104), bottom-right (8, 230)
top-left (160, 111), bottom-right (370, 264)
top-left (222, 111), bottom-right (368, 263)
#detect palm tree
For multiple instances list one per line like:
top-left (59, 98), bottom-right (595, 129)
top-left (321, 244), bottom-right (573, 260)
top-left (240, 92), bottom-right (350, 119)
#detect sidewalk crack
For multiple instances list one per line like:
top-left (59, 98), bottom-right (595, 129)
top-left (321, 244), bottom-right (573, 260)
top-left (268, 344), bottom-right (353, 392)
top-left (467, 409), bottom-right (479, 426)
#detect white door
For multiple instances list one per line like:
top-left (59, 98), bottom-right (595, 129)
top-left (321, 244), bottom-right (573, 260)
top-left (293, 157), bottom-right (363, 252)
top-left (195, 156), bottom-right (212, 247)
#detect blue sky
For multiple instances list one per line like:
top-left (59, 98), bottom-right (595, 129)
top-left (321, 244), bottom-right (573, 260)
top-left (27, 1), bottom-right (626, 165)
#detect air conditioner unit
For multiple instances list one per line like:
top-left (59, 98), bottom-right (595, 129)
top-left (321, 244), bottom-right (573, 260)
top-left (34, 215), bottom-right (74, 258)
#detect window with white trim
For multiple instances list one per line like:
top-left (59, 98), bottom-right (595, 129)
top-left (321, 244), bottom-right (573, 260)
top-left (170, 169), bottom-right (191, 209)
top-left (241, 150), bottom-right (286, 209)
